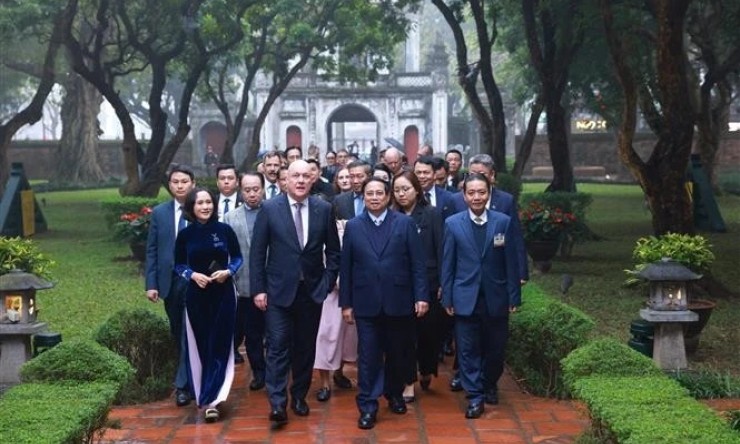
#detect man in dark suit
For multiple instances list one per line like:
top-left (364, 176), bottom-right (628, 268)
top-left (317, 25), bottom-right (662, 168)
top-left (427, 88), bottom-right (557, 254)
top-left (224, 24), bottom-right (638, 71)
top-left (250, 160), bottom-right (341, 426)
top-left (333, 160), bottom-right (371, 220)
top-left (216, 164), bottom-right (243, 223)
top-left (145, 165), bottom-right (196, 407)
top-left (414, 156), bottom-right (466, 221)
top-left (224, 172), bottom-right (266, 385)
top-left (307, 158), bottom-right (335, 201)
top-left (339, 177), bottom-right (429, 430)
top-left (441, 173), bottom-right (521, 419)
top-left (445, 148), bottom-right (464, 191)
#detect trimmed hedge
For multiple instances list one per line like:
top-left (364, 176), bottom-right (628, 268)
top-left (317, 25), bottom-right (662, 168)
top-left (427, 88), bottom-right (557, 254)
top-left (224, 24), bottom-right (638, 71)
top-left (0, 382), bottom-right (119, 444)
top-left (100, 196), bottom-right (165, 228)
top-left (561, 338), bottom-right (663, 391)
top-left (507, 285), bottom-right (595, 398)
top-left (20, 339), bottom-right (135, 390)
top-left (94, 308), bottom-right (178, 404)
top-left (572, 376), bottom-right (740, 443)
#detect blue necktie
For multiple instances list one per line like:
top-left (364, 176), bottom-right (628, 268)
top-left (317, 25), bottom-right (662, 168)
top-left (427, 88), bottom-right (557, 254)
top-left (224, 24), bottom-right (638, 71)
top-left (269, 184), bottom-right (277, 199)
top-left (223, 198), bottom-right (230, 214)
top-left (354, 194), bottom-right (364, 215)
top-left (177, 208), bottom-right (186, 233)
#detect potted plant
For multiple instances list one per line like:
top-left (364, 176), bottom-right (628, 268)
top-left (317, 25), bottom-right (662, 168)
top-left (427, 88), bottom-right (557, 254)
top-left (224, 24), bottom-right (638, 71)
top-left (113, 206), bottom-right (152, 262)
top-left (0, 237), bottom-right (55, 278)
top-left (625, 232), bottom-right (717, 354)
top-left (519, 201), bottom-right (578, 272)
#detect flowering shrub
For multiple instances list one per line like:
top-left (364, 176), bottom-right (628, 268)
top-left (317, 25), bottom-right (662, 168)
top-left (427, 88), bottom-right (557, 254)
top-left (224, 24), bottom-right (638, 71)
top-left (519, 201), bottom-right (577, 242)
top-left (114, 207), bottom-right (152, 243)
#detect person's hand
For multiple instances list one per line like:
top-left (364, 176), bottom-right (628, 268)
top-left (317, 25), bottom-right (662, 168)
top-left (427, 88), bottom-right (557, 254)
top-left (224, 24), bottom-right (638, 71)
top-left (509, 305), bottom-right (519, 313)
top-left (520, 279), bottom-right (528, 286)
top-left (415, 301), bottom-right (429, 317)
top-left (436, 287), bottom-right (442, 300)
top-left (191, 272), bottom-right (211, 288)
top-left (445, 306), bottom-right (455, 316)
top-left (342, 308), bottom-right (355, 324)
top-left (254, 293), bottom-right (268, 311)
top-left (146, 289), bottom-right (159, 303)
top-left (210, 270), bottom-right (230, 284)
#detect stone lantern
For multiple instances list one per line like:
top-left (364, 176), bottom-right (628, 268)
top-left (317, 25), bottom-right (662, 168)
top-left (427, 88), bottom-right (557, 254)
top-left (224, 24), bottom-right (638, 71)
top-left (0, 269), bottom-right (53, 384)
top-left (0, 269), bottom-right (53, 323)
top-left (638, 258), bottom-right (700, 370)
top-left (638, 258), bottom-right (701, 311)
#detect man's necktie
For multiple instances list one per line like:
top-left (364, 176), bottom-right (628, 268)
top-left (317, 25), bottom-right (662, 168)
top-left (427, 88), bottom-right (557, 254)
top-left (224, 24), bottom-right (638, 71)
top-left (354, 194), bottom-right (364, 215)
top-left (223, 198), bottom-right (230, 214)
top-left (425, 191), bottom-right (432, 205)
top-left (474, 216), bottom-right (484, 226)
top-left (177, 207), bottom-right (186, 233)
top-left (269, 184), bottom-right (277, 199)
top-left (294, 202), bottom-right (304, 248)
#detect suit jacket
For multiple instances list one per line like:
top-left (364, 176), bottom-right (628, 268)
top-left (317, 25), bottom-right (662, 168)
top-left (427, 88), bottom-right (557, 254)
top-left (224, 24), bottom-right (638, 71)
top-left (452, 187), bottom-right (529, 281)
top-left (441, 210), bottom-right (521, 317)
top-left (310, 179), bottom-right (336, 201)
top-left (339, 210), bottom-right (429, 317)
top-left (432, 185), bottom-right (466, 221)
top-left (145, 200), bottom-right (178, 299)
top-left (249, 194), bottom-right (340, 307)
top-left (333, 190), bottom-right (358, 220)
top-left (447, 171), bottom-right (463, 192)
top-left (408, 204), bottom-right (443, 292)
top-left (217, 192), bottom-right (243, 221)
top-left (223, 204), bottom-right (261, 298)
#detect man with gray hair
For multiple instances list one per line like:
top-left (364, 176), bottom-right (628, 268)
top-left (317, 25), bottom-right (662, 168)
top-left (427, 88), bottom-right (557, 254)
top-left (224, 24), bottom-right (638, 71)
top-left (383, 147), bottom-right (404, 177)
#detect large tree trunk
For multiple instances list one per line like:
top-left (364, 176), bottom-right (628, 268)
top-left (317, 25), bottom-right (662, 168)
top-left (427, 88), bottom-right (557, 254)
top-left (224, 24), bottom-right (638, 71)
top-left (512, 97), bottom-right (545, 179)
top-left (53, 73), bottom-right (105, 184)
top-left (696, 82), bottom-right (730, 191)
top-left (544, 99), bottom-right (576, 191)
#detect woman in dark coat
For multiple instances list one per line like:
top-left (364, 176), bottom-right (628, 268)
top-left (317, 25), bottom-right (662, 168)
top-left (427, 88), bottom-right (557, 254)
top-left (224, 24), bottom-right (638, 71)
top-left (174, 187), bottom-right (243, 422)
top-left (391, 171), bottom-right (443, 402)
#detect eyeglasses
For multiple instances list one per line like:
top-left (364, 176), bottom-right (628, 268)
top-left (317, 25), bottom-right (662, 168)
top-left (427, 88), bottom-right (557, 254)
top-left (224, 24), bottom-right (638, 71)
top-left (393, 186), bottom-right (414, 194)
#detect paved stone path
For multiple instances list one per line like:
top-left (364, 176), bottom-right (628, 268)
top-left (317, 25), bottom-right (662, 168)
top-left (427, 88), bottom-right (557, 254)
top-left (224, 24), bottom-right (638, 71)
top-left (101, 357), bottom-right (588, 443)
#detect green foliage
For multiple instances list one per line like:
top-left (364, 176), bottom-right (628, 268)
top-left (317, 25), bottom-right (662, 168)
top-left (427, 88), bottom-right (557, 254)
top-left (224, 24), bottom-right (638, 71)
top-left (518, 200), bottom-right (579, 242)
top-left (20, 340), bottom-right (135, 391)
top-left (572, 376), bottom-right (740, 443)
top-left (0, 382), bottom-right (118, 444)
top-left (113, 207), bottom-right (153, 243)
top-left (0, 236), bottom-right (55, 278)
top-left (507, 285), bottom-right (595, 398)
top-left (100, 197), bottom-right (165, 229)
top-left (561, 338), bottom-right (662, 391)
top-left (94, 308), bottom-right (178, 404)
top-left (728, 410), bottom-right (740, 432)
top-left (625, 233), bottom-right (716, 286)
top-left (520, 191), bottom-right (594, 221)
top-left (670, 368), bottom-right (740, 399)
top-left (196, 176), bottom-right (219, 195)
top-left (495, 172), bottom-right (522, 199)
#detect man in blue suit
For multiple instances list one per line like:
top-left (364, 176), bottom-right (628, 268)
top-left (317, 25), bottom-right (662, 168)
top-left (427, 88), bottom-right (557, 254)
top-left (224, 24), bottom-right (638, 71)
top-left (333, 160), bottom-right (371, 220)
top-left (414, 156), bottom-right (466, 221)
top-left (145, 165), bottom-right (195, 407)
top-left (340, 177), bottom-right (429, 430)
top-left (441, 173), bottom-right (521, 419)
top-left (250, 160), bottom-right (341, 426)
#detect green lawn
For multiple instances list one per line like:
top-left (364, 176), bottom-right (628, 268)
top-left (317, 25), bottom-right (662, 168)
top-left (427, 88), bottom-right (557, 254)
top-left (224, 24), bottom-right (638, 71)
top-left (521, 183), bottom-right (740, 374)
top-left (31, 184), bottom-right (740, 374)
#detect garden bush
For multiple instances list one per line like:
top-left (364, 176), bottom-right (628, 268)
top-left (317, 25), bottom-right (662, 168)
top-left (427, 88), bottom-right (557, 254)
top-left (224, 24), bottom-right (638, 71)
top-left (100, 196), bottom-right (165, 229)
top-left (561, 337), bottom-right (662, 391)
top-left (94, 308), bottom-right (178, 404)
top-left (670, 368), bottom-right (740, 399)
top-left (572, 376), bottom-right (740, 443)
top-left (507, 285), bottom-right (595, 398)
top-left (20, 339), bottom-right (134, 391)
top-left (0, 236), bottom-right (55, 277)
top-left (0, 382), bottom-right (119, 444)
top-left (495, 172), bottom-right (522, 200)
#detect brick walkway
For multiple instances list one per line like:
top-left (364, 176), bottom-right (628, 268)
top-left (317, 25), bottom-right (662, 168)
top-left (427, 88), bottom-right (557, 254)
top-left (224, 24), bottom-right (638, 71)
top-left (101, 358), bottom-right (588, 444)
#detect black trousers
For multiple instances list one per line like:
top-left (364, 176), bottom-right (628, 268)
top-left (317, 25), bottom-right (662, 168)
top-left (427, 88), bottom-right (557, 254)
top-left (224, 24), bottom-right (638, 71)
top-left (415, 296), bottom-right (444, 378)
top-left (264, 283), bottom-right (322, 409)
top-left (234, 297), bottom-right (266, 379)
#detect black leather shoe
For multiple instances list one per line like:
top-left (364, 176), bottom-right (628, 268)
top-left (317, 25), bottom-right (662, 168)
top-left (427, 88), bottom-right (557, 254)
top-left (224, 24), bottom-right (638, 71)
top-left (249, 375), bottom-right (265, 391)
top-left (485, 388), bottom-right (499, 405)
top-left (420, 375), bottom-right (432, 391)
top-left (358, 412), bottom-right (376, 429)
top-left (291, 398), bottom-right (310, 416)
top-left (175, 389), bottom-right (191, 407)
top-left (449, 375), bottom-right (463, 392)
top-left (316, 387), bottom-right (331, 402)
top-left (465, 402), bottom-right (484, 419)
top-left (388, 397), bottom-right (407, 414)
top-left (333, 372), bottom-right (352, 389)
top-left (234, 352), bottom-right (245, 364)
top-left (444, 340), bottom-right (455, 356)
top-left (269, 407), bottom-right (288, 425)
